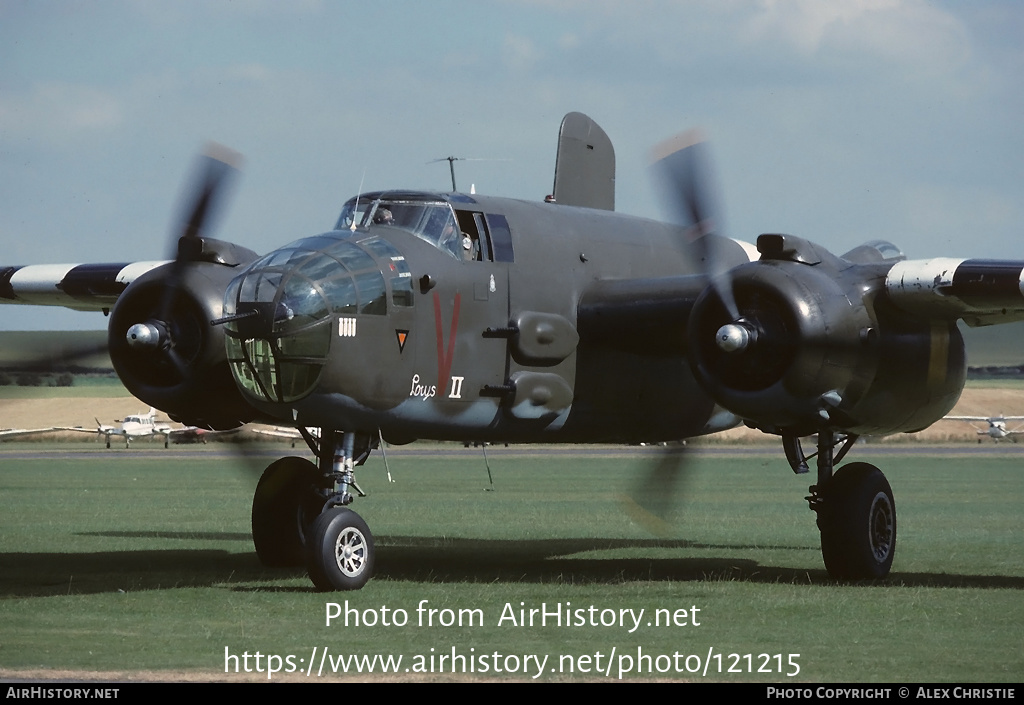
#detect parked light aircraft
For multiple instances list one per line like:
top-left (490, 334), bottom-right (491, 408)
top-left (58, 408), bottom-right (213, 448)
top-left (3, 113), bottom-right (1023, 590)
top-left (944, 415), bottom-right (1024, 442)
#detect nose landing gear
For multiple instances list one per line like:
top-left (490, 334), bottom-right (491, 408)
top-left (251, 429), bottom-right (377, 590)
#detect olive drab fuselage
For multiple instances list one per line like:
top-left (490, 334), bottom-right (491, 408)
top-left (222, 191), bottom-right (738, 444)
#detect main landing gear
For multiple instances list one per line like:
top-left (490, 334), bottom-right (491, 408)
top-left (251, 429), bottom-right (376, 591)
top-left (784, 432), bottom-right (896, 580)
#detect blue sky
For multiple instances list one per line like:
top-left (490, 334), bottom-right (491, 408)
top-left (2, 0), bottom-right (1022, 330)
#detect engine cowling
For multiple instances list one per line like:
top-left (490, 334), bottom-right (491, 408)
top-left (108, 259), bottom-right (258, 430)
top-left (687, 234), bottom-right (965, 437)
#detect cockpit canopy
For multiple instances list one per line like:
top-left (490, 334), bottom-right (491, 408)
top-left (336, 191), bottom-right (463, 259)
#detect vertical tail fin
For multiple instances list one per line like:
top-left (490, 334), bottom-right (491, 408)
top-left (551, 112), bottom-right (615, 211)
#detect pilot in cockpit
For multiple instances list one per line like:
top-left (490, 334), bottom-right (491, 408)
top-left (372, 207), bottom-right (394, 225)
top-left (439, 218), bottom-right (461, 258)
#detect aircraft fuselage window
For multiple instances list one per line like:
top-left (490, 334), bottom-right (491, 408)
top-left (452, 209), bottom-right (514, 263)
top-left (336, 199), bottom-right (373, 230)
top-left (335, 195), bottom-right (462, 260)
top-left (455, 210), bottom-right (489, 262)
top-left (362, 236), bottom-right (414, 307)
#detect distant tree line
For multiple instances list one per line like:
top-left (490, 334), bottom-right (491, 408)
top-left (0, 371), bottom-right (75, 386)
top-left (966, 365), bottom-right (1024, 379)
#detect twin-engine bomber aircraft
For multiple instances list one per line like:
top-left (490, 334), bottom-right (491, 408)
top-left (3, 113), bottom-right (1023, 590)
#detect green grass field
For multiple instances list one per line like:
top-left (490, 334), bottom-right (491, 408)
top-left (0, 446), bottom-right (1021, 682)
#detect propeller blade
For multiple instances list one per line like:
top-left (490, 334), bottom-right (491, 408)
top-left (160, 144), bottom-right (242, 315)
top-left (623, 444), bottom-right (692, 536)
top-left (650, 131), bottom-right (739, 320)
top-left (144, 143), bottom-right (244, 379)
top-left (170, 143), bottom-right (242, 257)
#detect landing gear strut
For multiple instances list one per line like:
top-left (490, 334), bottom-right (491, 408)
top-left (785, 432), bottom-right (896, 580)
top-left (251, 429), bottom-right (377, 590)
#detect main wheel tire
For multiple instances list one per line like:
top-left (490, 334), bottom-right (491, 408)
top-left (819, 462), bottom-right (896, 580)
top-left (306, 508), bottom-right (374, 591)
top-left (252, 456), bottom-right (323, 567)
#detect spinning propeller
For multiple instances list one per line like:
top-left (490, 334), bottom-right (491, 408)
top-left (108, 145), bottom-right (257, 430)
top-left (125, 145), bottom-right (242, 373)
top-left (622, 444), bottom-right (692, 536)
top-left (625, 131), bottom-right (741, 533)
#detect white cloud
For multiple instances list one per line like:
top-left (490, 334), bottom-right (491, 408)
top-left (0, 83), bottom-right (123, 144)
top-left (503, 33), bottom-right (544, 73)
top-left (740, 0), bottom-right (972, 77)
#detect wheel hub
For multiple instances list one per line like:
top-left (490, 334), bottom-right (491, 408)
top-left (868, 492), bottom-right (894, 562)
top-left (335, 527), bottom-right (368, 577)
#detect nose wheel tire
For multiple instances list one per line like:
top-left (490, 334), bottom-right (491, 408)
top-left (818, 462), bottom-right (896, 580)
top-left (307, 508), bottom-right (375, 591)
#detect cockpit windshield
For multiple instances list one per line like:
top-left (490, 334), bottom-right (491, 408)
top-left (335, 193), bottom-right (462, 259)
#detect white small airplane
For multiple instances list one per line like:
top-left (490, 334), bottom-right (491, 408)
top-left (59, 408), bottom-right (214, 448)
top-left (944, 415), bottom-right (1024, 442)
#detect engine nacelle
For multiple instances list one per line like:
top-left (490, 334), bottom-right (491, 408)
top-left (108, 260), bottom-right (258, 430)
top-left (687, 234), bottom-right (965, 437)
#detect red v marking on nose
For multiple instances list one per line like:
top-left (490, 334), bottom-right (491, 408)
top-left (433, 291), bottom-right (461, 394)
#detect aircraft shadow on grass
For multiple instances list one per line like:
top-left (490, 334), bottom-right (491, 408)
top-left (80, 530), bottom-right (253, 541)
top-left (2, 535), bottom-right (1023, 598)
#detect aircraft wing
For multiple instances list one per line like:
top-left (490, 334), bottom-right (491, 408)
top-left (1002, 419), bottom-right (1024, 433)
top-left (55, 426), bottom-right (122, 436)
top-left (167, 426), bottom-right (236, 436)
top-left (581, 251), bottom-right (1024, 334)
top-left (577, 273), bottom-right (711, 354)
top-left (0, 427), bottom-right (56, 439)
top-left (0, 261), bottom-right (167, 312)
top-left (164, 426), bottom-right (239, 442)
top-left (251, 426), bottom-right (304, 440)
top-left (945, 416), bottom-right (1024, 421)
top-left (886, 259), bottom-right (1024, 327)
